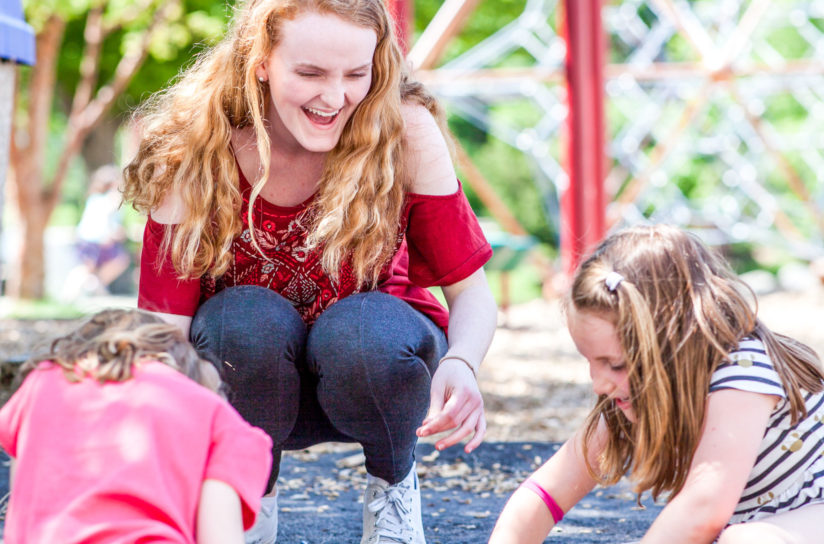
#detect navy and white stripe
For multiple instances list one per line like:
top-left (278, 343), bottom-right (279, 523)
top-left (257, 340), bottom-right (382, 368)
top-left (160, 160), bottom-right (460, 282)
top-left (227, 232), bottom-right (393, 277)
top-left (709, 337), bottom-right (824, 523)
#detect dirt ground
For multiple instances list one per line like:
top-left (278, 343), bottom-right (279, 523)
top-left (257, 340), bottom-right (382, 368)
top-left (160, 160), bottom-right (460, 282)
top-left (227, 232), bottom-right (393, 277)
top-left (1, 286), bottom-right (822, 443)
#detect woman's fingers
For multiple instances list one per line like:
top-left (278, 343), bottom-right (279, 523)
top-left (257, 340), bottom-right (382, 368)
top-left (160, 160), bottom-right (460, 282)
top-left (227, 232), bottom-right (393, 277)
top-left (464, 413), bottom-right (487, 453)
top-left (434, 410), bottom-right (485, 451)
top-left (418, 379), bottom-right (485, 450)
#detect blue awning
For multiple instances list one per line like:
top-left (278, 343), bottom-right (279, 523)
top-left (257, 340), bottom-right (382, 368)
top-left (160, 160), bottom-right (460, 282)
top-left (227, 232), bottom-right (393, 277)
top-left (0, 0), bottom-right (35, 65)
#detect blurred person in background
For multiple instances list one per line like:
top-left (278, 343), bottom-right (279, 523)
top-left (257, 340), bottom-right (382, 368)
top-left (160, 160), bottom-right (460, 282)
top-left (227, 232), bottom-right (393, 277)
top-left (66, 164), bottom-right (131, 297)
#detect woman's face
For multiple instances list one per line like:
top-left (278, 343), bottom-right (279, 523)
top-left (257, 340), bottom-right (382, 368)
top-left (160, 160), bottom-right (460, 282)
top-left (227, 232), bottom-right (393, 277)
top-left (567, 306), bottom-right (635, 422)
top-left (257, 11), bottom-right (378, 153)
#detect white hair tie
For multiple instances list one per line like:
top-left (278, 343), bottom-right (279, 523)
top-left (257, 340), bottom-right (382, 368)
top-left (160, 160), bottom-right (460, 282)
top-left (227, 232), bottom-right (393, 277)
top-left (605, 271), bottom-right (624, 292)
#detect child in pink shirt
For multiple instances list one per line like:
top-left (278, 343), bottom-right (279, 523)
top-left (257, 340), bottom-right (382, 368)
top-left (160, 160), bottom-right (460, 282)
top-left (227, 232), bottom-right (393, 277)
top-left (0, 309), bottom-right (273, 544)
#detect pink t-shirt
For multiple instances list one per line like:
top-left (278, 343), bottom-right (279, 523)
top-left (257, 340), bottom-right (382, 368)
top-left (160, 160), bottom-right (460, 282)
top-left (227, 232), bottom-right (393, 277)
top-left (0, 361), bottom-right (273, 544)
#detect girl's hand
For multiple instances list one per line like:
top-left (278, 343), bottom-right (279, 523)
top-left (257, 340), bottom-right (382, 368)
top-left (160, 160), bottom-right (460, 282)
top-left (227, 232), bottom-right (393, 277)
top-left (416, 357), bottom-right (486, 453)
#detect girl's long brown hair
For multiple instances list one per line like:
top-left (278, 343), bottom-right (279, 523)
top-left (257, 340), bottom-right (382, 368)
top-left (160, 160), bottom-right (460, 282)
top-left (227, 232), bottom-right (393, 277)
top-left (22, 309), bottom-right (218, 392)
top-left (124, 0), bottom-right (447, 287)
top-left (571, 224), bottom-right (824, 501)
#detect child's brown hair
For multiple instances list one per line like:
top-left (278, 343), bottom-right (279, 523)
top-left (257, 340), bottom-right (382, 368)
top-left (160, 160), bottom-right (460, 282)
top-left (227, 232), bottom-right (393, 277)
top-left (22, 309), bottom-right (221, 394)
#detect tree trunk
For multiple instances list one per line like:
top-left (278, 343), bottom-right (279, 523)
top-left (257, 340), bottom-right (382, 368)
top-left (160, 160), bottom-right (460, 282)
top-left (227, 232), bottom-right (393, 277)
top-left (11, 204), bottom-right (48, 299)
top-left (7, 15), bottom-right (64, 299)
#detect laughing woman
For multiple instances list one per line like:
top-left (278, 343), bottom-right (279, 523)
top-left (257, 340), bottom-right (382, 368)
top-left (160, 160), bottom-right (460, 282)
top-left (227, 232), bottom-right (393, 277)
top-left (123, 1), bottom-right (497, 543)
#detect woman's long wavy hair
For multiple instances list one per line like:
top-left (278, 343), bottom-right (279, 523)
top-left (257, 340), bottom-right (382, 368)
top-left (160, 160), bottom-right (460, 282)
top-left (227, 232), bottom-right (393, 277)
top-left (21, 309), bottom-right (219, 393)
top-left (124, 0), bottom-right (446, 286)
top-left (569, 224), bottom-right (824, 501)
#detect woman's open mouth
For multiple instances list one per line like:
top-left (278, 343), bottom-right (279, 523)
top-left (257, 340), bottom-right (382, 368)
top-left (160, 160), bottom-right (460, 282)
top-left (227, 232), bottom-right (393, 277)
top-left (303, 106), bottom-right (340, 126)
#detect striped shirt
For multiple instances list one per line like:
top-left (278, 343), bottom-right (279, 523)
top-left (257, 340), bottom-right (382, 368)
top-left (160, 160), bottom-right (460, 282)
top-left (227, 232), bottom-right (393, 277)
top-left (709, 337), bottom-right (824, 522)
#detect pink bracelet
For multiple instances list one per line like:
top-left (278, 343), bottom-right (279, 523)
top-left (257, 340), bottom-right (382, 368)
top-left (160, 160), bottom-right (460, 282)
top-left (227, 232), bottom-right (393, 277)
top-left (520, 478), bottom-right (564, 524)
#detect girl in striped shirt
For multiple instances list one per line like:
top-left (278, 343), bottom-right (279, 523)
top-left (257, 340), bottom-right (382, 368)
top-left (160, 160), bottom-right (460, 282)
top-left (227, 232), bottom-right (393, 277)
top-left (491, 224), bottom-right (824, 543)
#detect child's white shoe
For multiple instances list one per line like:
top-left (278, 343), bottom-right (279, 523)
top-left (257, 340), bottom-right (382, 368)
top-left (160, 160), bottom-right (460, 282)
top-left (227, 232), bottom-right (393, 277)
top-left (361, 462), bottom-right (425, 544)
top-left (245, 493), bottom-right (278, 544)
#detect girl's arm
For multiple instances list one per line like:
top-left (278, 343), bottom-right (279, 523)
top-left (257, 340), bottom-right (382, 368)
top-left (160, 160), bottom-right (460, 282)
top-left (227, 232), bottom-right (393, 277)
top-left (196, 479), bottom-right (244, 544)
top-left (490, 424), bottom-right (605, 543)
top-left (640, 389), bottom-right (778, 543)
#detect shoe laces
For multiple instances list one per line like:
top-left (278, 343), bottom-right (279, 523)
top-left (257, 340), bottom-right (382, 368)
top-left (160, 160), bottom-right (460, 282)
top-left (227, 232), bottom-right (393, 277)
top-left (367, 481), bottom-right (415, 543)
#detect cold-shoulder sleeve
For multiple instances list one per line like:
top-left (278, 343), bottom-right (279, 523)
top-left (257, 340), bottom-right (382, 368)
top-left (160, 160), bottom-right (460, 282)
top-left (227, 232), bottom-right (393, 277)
top-left (137, 216), bottom-right (202, 316)
top-left (404, 182), bottom-right (492, 287)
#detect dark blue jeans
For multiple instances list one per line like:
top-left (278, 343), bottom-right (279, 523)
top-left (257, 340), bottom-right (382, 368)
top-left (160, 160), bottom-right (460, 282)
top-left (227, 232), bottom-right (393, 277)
top-left (190, 286), bottom-right (447, 489)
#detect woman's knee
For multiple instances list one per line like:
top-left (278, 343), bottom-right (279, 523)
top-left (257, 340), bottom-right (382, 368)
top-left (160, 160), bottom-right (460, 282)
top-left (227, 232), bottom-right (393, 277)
top-left (192, 286), bottom-right (304, 341)
top-left (307, 292), bottom-right (443, 395)
top-left (309, 292), bottom-right (444, 369)
top-left (190, 286), bottom-right (307, 377)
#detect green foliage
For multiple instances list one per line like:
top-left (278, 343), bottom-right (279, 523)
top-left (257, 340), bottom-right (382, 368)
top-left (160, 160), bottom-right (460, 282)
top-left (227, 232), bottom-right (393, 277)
top-left (764, 26), bottom-right (810, 59)
top-left (452, 115), bottom-right (555, 245)
top-left (23, 0), bottom-right (90, 30)
top-left (762, 93), bottom-right (807, 128)
top-left (0, 298), bottom-right (85, 320)
top-left (413, 0), bottom-right (529, 65)
top-left (21, 0), bottom-right (230, 115)
top-left (485, 261), bottom-right (544, 306)
top-left (38, 0), bottom-right (233, 118)
top-left (428, 256), bottom-right (545, 308)
top-left (125, 2), bottom-right (231, 102)
top-left (671, 155), bottom-right (721, 201)
top-left (25, 0), bottom-right (818, 298)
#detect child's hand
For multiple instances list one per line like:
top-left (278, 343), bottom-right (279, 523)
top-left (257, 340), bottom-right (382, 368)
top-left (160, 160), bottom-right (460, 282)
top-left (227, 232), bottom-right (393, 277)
top-left (415, 357), bottom-right (485, 453)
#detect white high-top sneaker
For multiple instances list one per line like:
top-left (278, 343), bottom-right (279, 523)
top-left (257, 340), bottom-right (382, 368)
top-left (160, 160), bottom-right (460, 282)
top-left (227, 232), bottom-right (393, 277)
top-left (361, 462), bottom-right (425, 544)
top-left (244, 492), bottom-right (278, 544)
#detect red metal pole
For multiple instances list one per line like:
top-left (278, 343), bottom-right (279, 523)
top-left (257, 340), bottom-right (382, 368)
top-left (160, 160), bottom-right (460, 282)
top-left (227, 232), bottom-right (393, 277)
top-left (386, 0), bottom-right (412, 55)
top-left (561, 0), bottom-right (606, 275)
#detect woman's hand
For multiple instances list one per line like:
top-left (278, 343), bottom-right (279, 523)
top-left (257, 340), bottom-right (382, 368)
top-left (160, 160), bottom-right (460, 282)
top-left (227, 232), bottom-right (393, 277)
top-left (415, 268), bottom-right (497, 453)
top-left (416, 356), bottom-right (486, 452)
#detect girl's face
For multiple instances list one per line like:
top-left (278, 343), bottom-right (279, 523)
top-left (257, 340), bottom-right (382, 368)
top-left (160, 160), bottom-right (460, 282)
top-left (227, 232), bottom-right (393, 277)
top-left (567, 306), bottom-right (635, 422)
top-left (257, 12), bottom-right (377, 153)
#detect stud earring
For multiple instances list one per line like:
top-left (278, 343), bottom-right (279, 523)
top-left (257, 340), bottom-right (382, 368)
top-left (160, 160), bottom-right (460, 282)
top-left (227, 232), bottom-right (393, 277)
top-left (258, 76), bottom-right (265, 83)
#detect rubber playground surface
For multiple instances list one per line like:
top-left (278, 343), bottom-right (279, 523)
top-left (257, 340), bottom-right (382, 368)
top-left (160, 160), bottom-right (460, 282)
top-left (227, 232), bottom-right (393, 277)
top-left (0, 442), bottom-right (661, 543)
top-left (272, 442), bottom-right (661, 543)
